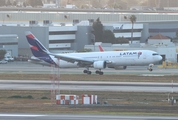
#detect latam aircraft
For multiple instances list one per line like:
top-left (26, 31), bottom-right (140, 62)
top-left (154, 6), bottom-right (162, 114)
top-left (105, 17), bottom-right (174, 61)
top-left (25, 31), bottom-right (162, 75)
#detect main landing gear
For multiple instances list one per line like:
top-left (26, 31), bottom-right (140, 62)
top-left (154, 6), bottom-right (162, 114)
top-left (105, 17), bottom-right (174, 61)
top-left (95, 69), bottom-right (103, 75)
top-left (83, 69), bottom-right (92, 75)
top-left (83, 68), bottom-right (104, 75)
top-left (147, 64), bottom-right (154, 71)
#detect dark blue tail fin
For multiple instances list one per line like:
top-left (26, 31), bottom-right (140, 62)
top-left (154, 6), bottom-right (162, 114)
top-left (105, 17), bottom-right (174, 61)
top-left (25, 31), bottom-right (55, 65)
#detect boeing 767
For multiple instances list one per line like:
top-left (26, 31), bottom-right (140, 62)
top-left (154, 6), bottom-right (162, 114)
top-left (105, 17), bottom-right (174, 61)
top-left (25, 31), bottom-right (162, 75)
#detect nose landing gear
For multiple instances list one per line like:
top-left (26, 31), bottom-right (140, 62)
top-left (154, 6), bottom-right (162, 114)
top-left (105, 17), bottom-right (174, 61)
top-left (147, 64), bottom-right (154, 71)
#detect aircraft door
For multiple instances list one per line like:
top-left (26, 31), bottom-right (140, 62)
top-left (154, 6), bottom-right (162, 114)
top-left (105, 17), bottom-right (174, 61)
top-left (143, 53), bottom-right (146, 59)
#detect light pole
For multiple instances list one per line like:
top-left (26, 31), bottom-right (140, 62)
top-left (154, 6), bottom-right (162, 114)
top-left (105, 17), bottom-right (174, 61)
top-left (168, 93), bottom-right (170, 103)
top-left (91, 33), bottom-right (95, 51)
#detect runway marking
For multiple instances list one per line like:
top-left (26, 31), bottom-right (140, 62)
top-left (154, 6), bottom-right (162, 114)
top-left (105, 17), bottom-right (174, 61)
top-left (140, 74), bottom-right (165, 76)
top-left (0, 114), bottom-right (46, 117)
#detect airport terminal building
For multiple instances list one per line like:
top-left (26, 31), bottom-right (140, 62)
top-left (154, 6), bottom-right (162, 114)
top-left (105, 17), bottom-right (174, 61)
top-left (1, 11), bottom-right (178, 62)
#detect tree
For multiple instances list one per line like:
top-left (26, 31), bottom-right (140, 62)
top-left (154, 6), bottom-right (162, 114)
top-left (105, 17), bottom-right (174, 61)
top-left (107, 0), bottom-right (127, 9)
top-left (27, 0), bottom-right (43, 7)
top-left (138, 0), bottom-right (148, 6)
top-left (124, 15), bottom-right (137, 44)
top-left (176, 31), bottom-right (178, 38)
top-left (12, 1), bottom-right (17, 6)
top-left (92, 17), bottom-right (103, 42)
top-left (80, 4), bottom-right (90, 9)
top-left (155, 0), bottom-right (161, 8)
top-left (77, 48), bottom-right (92, 52)
top-left (102, 30), bottom-right (116, 43)
top-left (23, 2), bottom-right (27, 7)
top-left (91, 0), bottom-right (102, 8)
top-left (117, 37), bottom-right (129, 44)
top-left (36, 0), bottom-right (43, 7)
top-left (0, 0), bottom-right (6, 6)
top-left (0, 50), bottom-right (6, 60)
top-left (6, 0), bottom-right (12, 6)
top-left (172, 31), bottom-right (178, 43)
top-left (92, 18), bottom-right (116, 44)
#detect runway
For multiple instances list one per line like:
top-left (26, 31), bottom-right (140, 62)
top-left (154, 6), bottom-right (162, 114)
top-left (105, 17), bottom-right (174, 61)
top-left (1, 80), bottom-right (178, 92)
top-left (0, 62), bottom-right (178, 76)
top-left (0, 114), bottom-right (178, 120)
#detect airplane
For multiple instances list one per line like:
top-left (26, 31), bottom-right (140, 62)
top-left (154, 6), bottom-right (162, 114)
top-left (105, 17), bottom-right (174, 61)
top-left (28, 44), bottom-right (127, 70)
top-left (29, 44), bottom-right (127, 70)
top-left (25, 31), bottom-right (162, 75)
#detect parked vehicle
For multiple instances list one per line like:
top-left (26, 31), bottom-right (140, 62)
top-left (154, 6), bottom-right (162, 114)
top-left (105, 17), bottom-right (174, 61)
top-left (4, 56), bottom-right (14, 62)
top-left (0, 60), bottom-right (8, 64)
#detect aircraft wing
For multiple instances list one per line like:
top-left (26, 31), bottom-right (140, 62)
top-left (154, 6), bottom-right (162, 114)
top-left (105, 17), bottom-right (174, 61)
top-left (44, 49), bottom-right (112, 66)
top-left (48, 52), bottom-right (94, 65)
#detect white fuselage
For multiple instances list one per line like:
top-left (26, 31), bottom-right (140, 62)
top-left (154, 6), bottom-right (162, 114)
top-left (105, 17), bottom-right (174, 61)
top-left (51, 50), bottom-right (162, 68)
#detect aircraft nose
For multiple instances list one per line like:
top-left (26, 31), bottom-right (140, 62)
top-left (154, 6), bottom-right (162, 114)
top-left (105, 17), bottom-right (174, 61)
top-left (158, 55), bottom-right (162, 61)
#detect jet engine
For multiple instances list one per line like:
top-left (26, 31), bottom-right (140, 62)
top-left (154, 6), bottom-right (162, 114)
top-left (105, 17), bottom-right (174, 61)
top-left (93, 61), bottom-right (107, 69)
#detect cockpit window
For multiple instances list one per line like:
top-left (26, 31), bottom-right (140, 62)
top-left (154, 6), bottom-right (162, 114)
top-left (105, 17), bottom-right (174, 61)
top-left (152, 53), bottom-right (159, 56)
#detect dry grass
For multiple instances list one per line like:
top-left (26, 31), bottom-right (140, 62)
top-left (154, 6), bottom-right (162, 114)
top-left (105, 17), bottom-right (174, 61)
top-left (0, 74), bottom-right (178, 115)
top-left (0, 90), bottom-right (178, 115)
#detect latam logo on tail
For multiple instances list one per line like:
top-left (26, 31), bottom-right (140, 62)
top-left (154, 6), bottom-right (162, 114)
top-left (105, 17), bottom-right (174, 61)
top-left (26, 33), bottom-right (39, 51)
top-left (27, 34), bottom-right (35, 39)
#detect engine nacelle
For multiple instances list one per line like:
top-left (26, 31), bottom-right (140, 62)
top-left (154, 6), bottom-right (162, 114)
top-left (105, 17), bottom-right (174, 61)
top-left (93, 61), bottom-right (106, 69)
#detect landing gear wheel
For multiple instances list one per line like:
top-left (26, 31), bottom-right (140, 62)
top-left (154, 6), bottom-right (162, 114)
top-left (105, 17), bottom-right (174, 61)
top-left (95, 70), bottom-right (99, 74)
top-left (147, 68), bottom-right (153, 72)
top-left (99, 71), bottom-right (103, 75)
top-left (147, 64), bottom-right (154, 72)
top-left (83, 70), bottom-right (88, 73)
top-left (95, 70), bottom-right (104, 75)
top-left (123, 66), bottom-right (127, 69)
top-left (87, 71), bottom-right (92, 75)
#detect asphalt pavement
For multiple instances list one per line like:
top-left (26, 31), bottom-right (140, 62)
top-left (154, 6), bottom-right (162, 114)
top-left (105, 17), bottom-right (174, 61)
top-left (0, 114), bottom-right (178, 120)
top-left (0, 61), bottom-right (178, 76)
